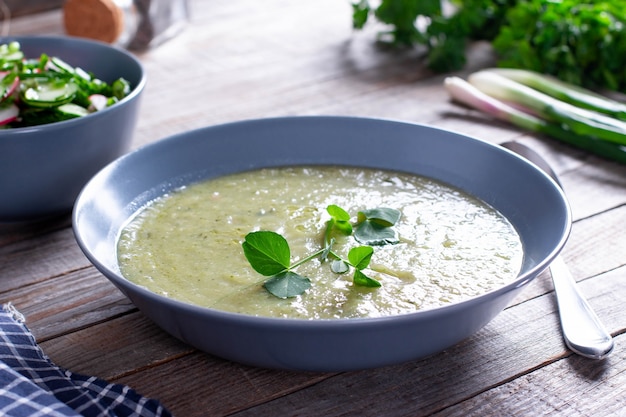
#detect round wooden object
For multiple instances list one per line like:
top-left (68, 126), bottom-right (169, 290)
top-left (63, 0), bottom-right (124, 44)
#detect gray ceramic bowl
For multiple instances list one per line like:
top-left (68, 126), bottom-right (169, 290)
top-left (73, 116), bottom-right (571, 371)
top-left (0, 35), bottom-right (145, 221)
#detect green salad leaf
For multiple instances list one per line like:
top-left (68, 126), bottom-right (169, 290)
top-left (0, 41), bottom-right (131, 128)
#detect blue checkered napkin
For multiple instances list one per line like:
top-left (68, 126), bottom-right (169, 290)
top-left (0, 303), bottom-right (173, 417)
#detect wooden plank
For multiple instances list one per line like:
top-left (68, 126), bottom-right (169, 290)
top-left (5, 0), bottom-right (63, 17)
top-left (4, 268), bottom-right (133, 341)
top-left (0, 214), bottom-right (71, 247)
top-left (563, 161), bottom-right (626, 221)
top-left (6, 9), bottom-right (64, 35)
top-left (565, 205), bottom-right (626, 279)
top-left (41, 311), bottom-right (194, 379)
top-left (0, 226), bottom-right (92, 293)
top-left (118, 352), bottom-right (336, 417)
top-left (122, 3), bottom-right (496, 148)
top-left (430, 334), bottom-right (626, 416)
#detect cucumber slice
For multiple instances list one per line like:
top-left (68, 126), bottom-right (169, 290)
top-left (21, 81), bottom-right (78, 108)
top-left (56, 103), bottom-right (89, 119)
top-left (50, 56), bottom-right (75, 74)
top-left (0, 51), bottom-right (24, 62)
top-left (75, 67), bottom-right (92, 81)
top-left (0, 42), bottom-right (24, 62)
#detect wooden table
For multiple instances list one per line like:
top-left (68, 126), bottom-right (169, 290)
top-left (3, 1), bottom-right (626, 415)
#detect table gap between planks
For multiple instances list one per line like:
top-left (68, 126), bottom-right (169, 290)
top-left (2, 1), bottom-right (626, 416)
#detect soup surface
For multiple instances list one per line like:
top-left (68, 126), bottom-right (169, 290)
top-left (117, 166), bottom-right (523, 319)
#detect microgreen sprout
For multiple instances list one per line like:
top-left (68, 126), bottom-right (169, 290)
top-left (241, 205), bottom-right (401, 298)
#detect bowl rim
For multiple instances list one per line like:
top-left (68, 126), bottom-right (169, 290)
top-left (0, 34), bottom-right (146, 135)
top-left (73, 115), bottom-right (572, 326)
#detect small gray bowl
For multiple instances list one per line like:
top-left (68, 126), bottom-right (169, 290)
top-left (73, 116), bottom-right (571, 371)
top-left (0, 35), bottom-right (145, 221)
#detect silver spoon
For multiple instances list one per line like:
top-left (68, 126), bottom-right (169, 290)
top-left (501, 141), bottom-right (614, 359)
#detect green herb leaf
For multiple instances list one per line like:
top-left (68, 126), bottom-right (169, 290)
top-left (242, 231), bottom-right (291, 276)
top-left (348, 246), bottom-right (374, 270)
top-left (354, 220), bottom-right (399, 245)
top-left (327, 204), bottom-right (353, 235)
top-left (354, 207), bottom-right (400, 245)
top-left (357, 207), bottom-right (400, 227)
top-left (351, 0), bottom-right (371, 29)
top-left (263, 271), bottom-right (311, 298)
top-left (331, 259), bottom-right (350, 274)
top-left (243, 205), bottom-right (402, 298)
top-left (327, 204), bottom-right (350, 221)
top-left (353, 269), bottom-right (381, 288)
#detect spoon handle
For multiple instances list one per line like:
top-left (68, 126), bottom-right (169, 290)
top-left (550, 256), bottom-right (614, 359)
top-left (500, 141), bottom-right (614, 359)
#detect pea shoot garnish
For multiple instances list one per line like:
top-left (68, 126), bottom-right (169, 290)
top-left (242, 205), bottom-right (401, 298)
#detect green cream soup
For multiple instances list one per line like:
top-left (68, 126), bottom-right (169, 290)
top-left (117, 166), bottom-right (523, 319)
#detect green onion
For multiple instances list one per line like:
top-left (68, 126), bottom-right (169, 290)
top-left (485, 68), bottom-right (626, 121)
top-left (444, 76), bottom-right (540, 131)
top-left (468, 70), bottom-right (626, 147)
top-left (444, 76), bottom-right (626, 165)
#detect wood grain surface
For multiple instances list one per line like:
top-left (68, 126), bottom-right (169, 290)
top-left (2, 1), bottom-right (626, 416)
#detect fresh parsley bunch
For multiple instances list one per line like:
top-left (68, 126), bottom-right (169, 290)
top-left (493, 1), bottom-right (626, 91)
top-left (352, 0), bottom-right (516, 72)
top-left (353, 0), bottom-right (626, 92)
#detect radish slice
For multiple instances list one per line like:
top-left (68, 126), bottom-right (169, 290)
top-left (88, 94), bottom-right (108, 112)
top-left (0, 104), bottom-right (19, 125)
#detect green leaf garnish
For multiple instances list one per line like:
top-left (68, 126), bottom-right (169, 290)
top-left (357, 207), bottom-right (401, 227)
top-left (242, 231), bottom-right (290, 276)
top-left (348, 246), bottom-right (373, 270)
top-left (354, 208), bottom-right (400, 245)
top-left (263, 271), bottom-right (312, 299)
top-left (326, 204), bottom-right (353, 236)
top-left (353, 269), bottom-right (381, 288)
top-left (354, 221), bottom-right (399, 245)
top-left (242, 205), bottom-right (401, 298)
top-left (331, 259), bottom-right (350, 274)
top-left (327, 204), bottom-right (350, 221)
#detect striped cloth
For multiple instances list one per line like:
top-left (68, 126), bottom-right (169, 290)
top-left (0, 303), bottom-right (173, 417)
